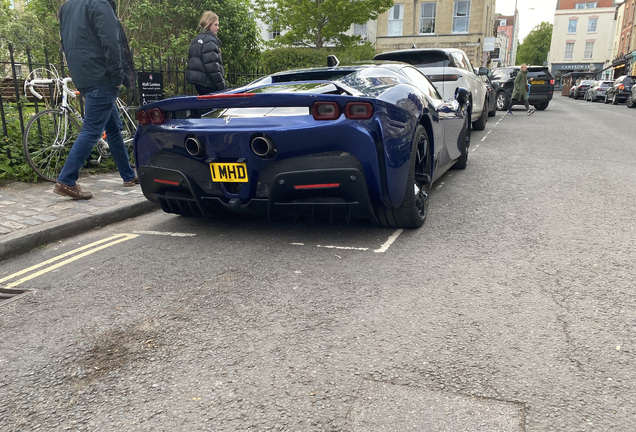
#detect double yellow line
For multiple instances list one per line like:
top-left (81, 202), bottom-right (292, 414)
top-left (0, 233), bottom-right (138, 289)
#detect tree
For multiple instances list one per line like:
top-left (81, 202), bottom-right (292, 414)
top-left (255, 0), bottom-right (393, 49)
top-left (26, 0), bottom-right (262, 72)
top-left (516, 21), bottom-right (552, 66)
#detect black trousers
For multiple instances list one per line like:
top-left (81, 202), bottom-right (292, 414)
top-left (509, 96), bottom-right (530, 110)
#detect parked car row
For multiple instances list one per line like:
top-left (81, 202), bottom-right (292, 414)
top-left (569, 75), bottom-right (636, 108)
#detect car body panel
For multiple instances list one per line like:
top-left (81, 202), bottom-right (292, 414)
top-left (585, 81), bottom-right (613, 101)
top-left (133, 63), bottom-right (469, 225)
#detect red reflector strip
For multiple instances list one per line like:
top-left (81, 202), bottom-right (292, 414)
top-left (197, 93), bottom-right (256, 99)
top-left (153, 179), bottom-right (180, 186)
top-left (293, 183), bottom-right (340, 190)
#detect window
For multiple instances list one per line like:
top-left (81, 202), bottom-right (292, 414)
top-left (499, 18), bottom-right (507, 26)
top-left (420, 3), bottom-right (436, 34)
top-left (354, 23), bottom-right (368, 38)
top-left (565, 42), bottom-right (574, 59)
top-left (388, 4), bottom-right (404, 36)
top-left (588, 18), bottom-right (597, 32)
top-left (452, 1), bottom-right (471, 33)
top-left (568, 19), bottom-right (578, 33)
top-left (584, 41), bottom-right (594, 59)
top-left (575, 2), bottom-right (597, 8)
top-left (268, 25), bottom-right (281, 40)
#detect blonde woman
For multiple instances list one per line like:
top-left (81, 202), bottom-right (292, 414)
top-left (186, 11), bottom-right (227, 95)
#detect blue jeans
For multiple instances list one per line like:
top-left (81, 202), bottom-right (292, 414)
top-left (57, 85), bottom-right (136, 186)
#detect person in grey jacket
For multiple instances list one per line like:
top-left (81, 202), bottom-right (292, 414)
top-left (55, 0), bottom-right (137, 200)
top-left (186, 11), bottom-right (227, 95)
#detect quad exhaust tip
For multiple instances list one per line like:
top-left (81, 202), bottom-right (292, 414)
top-left (251, 135), bottom-right (277, 158)
top-left (185, 136), bottom-right (205, 157)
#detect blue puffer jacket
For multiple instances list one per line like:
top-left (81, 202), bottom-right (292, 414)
top-left (186, 31), bottom-right (226, 92)
top-left (59, 0), bottom-right (128, 89)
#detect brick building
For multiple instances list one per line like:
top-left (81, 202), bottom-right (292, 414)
top-left (374, 0), bottom-right (498, 67)
top-left (610, 0), bottom-right (636, 76)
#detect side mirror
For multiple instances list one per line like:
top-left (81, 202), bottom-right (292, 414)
top-left (478, 67), bottom-right (489, 76)
top-left (327, 55), bottom-right (340, 67)
top-left (454, 87), bottom-right (470, 108)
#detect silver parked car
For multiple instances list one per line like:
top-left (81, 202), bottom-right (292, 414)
top-left (585, 81), bottom-right (613, 102)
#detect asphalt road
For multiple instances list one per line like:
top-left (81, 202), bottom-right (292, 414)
top-left (1, 95), bottom-right (635, 431)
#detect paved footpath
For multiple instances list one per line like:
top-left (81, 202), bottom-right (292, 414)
top-left (0, 172), bottom-right (158, 260)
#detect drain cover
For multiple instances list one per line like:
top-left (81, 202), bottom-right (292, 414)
top-left (0, 288), bottom-right (32, 307)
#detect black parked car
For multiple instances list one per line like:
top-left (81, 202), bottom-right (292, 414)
top-left (604, 75), bottom-right (635, 104)
top-left (572, 80), bottom-right (596, 99)
top-left (480, 74), bottom-right (497, 117)
top-left (490, 66), bottom-right (555, 111)
top-left (627, 84), bottom-right (636, 108)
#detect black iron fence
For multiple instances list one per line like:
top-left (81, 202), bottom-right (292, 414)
top-left (1, 43), bottom-right (268, 138)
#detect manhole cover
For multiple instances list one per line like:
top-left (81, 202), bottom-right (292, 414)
top-left (0, 288), bottom-right (32, 307)
top-left (349, 380), bottom-right (525, 431)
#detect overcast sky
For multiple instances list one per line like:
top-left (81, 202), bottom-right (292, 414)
top-left (496, 0), bottom-right (559, 42)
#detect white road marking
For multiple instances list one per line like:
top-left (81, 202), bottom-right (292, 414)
top-left (133, 231), bottom-right (196, 237)
top-left (291, 243), bottom-right (304, 246)
top-left (374, 229), bottom-right (403, 253)
top-left (317, 245), bottom-right (369, 251)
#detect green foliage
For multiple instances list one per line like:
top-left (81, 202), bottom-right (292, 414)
top-left (0, 6), bottom-right (52, 64)
top-left (516, 22), bottom-right (553, 66)
top-left (0, 104), bottom-right (40, 182)
top-left (255, 0), bottom-right (393, 49)
top-left (260, 43), bottom-right (377, 73)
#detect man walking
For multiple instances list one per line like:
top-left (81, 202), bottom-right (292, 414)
top-left (506, 64), bottom-right (536, 116)
top-left (54, 0), bottom-right (138, 200)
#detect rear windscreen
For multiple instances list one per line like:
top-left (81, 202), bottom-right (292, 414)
top-left (374, 51), bottom-right (453, 68)
top-left (624, 77), bottom-right (635, 85)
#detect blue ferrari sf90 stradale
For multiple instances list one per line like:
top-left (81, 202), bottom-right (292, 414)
top-left (133, 58), bottom-right (471, 228)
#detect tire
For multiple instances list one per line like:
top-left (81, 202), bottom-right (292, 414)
top-left (534, 102), bottom-right (549, 111)
top-left (23, 108), bottom-right (81, 182)
top-left (472, 101), bottom-right (487, 130)
top-left (627, 96), bottom-right (635, 108)
top-left (612, 94), bottom-right (619, 105)
top-left (452, 116), bottom-right (470, 170)
top-left (604, 94), bottom-right (610, 104)
top-left (376, 125), bottom-right (431, 229)
top-left (496, 91), bottom-right (509, 111)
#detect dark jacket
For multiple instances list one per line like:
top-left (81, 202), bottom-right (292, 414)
top-left (186, 31), bottom-right (226, 92)
top-left (512, 69), bottom-right (529, 100)
top-left (59, 0), bottom-right (128, 89)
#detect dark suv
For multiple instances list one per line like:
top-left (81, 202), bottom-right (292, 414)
top-left (489, 66), bottom-right (555, 111)
top-left (604, 75), bottom-right (635, 104)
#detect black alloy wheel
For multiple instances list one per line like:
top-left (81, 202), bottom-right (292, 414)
top-left (627, 95), bottom-right (635, 108)
top-left (453, 116), bottom-right (470, 170)
top-left (496, 92), bottom-right (508, 111)
top-left (377, 125), bottom-right (431, 229)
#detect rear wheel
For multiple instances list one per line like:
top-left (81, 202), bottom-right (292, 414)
top-left (472, 101), bottom-right (487, 130)
top-left (376, 125), bottom-right (431, 229)
top-left (23, 108), bottom-right (80, 182)
top-left (534, 102), bottom-right (549, 110)
top-left (627, 96), bottom-right (635, 108)
top-left (604, 94), bottom-right (610, 104)
top-left (612, 94), bottom-right (619, 105)
top-left (496, 92), bottom-right (509, 111)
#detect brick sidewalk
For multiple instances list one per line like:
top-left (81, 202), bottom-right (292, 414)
top-left (0, 172), bottom-right (158, 259)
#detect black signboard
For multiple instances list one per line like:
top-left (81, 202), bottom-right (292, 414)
top-left (137, 72), bottom-right (164, 106)
top-left (491, 48), bottom-right (500, 61)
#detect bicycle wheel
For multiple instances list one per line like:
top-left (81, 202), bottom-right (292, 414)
top-left (23, 108), bottom-right (81, 182)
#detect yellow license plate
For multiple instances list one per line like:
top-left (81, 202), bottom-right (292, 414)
top-left (533, 80), bottom-right (545, 84)
top-left (209, 162), bottom-right (248, 183)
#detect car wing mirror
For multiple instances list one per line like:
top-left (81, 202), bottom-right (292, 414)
top-left (327, 55), bottom-right (340, 67)
top-left (454, 87), bottom-right (470, 108)
top-left (478, 67), bottom-right (489, 76)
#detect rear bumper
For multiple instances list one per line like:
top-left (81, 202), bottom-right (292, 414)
top-left (138, 164), bottom-right (378, 223)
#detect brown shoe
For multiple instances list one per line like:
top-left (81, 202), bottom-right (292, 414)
top-left (54, 182), bottom-right (92, 200)
top-left (123, 177), bottom-right (139, 187)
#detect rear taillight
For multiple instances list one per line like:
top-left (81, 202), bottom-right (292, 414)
top-left (618, 84), bottom-right (625, 90)
top-left (427, 74), bottom-right (459, 82)
top-left (550, 79), bottom-right (555, 85)
top-left (137, 110), bottom-right (150, 125)
top-left (148, 108), bottom-right (166, 124)
top-left (312, 102), bottom-right (340, 120)
top-left (345, 102), bottom-right (373, 119)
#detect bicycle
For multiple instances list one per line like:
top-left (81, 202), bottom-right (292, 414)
top-left (22, 67), bottom-right (138, 182)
